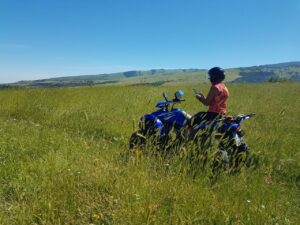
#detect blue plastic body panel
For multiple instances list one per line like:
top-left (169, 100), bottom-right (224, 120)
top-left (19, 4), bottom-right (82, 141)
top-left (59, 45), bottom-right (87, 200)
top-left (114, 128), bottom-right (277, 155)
top-left (155, 100), bottom-right (172, 108)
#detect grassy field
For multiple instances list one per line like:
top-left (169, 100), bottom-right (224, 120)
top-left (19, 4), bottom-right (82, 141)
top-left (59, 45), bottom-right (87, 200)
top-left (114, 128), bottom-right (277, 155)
top-left (0, 83), bottom-right (299, 224)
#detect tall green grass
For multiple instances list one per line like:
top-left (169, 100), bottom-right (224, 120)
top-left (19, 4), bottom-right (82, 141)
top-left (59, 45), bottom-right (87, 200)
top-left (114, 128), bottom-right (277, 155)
top-left (0, 83), bottom-right (299, 224)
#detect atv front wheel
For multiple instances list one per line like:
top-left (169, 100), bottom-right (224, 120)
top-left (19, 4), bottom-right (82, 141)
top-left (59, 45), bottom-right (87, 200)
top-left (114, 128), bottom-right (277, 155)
top-left (129, 131), bottom-right (146, 149)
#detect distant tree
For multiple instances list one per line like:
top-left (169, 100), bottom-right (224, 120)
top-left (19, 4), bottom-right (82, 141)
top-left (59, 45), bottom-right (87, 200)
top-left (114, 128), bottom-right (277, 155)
top-left (0, 85), bottom-right (11, 89)
top-left (86, 80), bottom-right (95, 87)
top-left (268, 76), bottom-right (292, 83)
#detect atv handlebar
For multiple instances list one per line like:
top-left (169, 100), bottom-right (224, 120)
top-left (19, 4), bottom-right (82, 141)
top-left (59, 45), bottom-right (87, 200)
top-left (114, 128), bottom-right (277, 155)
top-left (173, 99), bottom-right (185, 102)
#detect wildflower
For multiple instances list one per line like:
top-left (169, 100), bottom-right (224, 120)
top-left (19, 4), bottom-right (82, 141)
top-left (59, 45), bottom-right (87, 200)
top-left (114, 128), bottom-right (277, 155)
top-left (92, 213), bottom-right (102, 221)
top-left (261, 204), bottom-right (266, 209)
top-left (246, 199), bottom-right (251, 203)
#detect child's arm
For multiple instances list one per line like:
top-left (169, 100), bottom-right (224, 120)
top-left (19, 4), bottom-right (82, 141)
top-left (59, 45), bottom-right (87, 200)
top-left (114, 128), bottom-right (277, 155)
top-left (196, 86), bottom-right (217, 106)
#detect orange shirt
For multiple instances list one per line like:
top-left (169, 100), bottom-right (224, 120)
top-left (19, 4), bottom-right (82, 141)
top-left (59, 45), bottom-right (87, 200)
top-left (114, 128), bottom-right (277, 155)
top-left (208, 83), bottom-right (229, 114)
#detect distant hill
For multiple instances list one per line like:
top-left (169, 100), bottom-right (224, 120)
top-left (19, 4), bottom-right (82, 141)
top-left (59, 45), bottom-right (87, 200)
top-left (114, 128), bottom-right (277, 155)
top-left (233, 61), bottom-right (300, 83)
top-left (4, 61), bottom-right (300, 88)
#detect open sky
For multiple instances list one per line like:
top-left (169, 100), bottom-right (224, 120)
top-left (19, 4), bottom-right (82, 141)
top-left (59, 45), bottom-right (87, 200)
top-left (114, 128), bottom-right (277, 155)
top-left (0, 0), bottom-right (299, 83)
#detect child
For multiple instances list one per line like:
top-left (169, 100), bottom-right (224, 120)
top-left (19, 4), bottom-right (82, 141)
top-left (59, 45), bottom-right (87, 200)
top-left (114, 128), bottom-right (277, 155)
top-left (193, 67), bottom-right (229, 125)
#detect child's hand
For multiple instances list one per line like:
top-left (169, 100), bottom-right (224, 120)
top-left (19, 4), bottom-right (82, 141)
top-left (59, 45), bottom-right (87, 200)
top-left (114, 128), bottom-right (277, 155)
top-left (196, 93), bottom-right (204, 100)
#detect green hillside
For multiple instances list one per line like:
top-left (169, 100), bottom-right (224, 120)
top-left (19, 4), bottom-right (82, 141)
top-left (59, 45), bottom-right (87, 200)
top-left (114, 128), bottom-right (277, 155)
top-left (5, 61), bottom-right (300, 88)
top-left (233, 61), bottom-right (300, 83)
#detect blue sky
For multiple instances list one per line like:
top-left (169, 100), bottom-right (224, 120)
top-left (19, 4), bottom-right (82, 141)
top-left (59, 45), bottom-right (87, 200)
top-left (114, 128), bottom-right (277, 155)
top-left (0, 0), bottom-right (299, 83)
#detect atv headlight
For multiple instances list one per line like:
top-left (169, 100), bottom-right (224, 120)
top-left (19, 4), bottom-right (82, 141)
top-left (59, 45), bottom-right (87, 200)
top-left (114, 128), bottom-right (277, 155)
top-left (175, 90), bottom-right (184, 101)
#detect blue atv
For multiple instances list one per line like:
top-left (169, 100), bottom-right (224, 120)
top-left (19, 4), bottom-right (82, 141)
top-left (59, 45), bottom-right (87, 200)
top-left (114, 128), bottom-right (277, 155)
top-left (129, 90), bottom-right (256, 170)
top-left (129, 90), bottom-right (191, 150)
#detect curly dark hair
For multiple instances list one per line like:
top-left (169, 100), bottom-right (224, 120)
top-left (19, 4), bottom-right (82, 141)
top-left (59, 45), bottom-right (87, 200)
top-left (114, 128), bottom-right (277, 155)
top-left (208, 67), bottom-right (225, 84)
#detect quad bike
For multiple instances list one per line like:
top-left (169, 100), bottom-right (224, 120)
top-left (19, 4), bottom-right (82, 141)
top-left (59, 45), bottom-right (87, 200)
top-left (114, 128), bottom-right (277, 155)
top-left (129, 90), bottom-right (256, 172)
